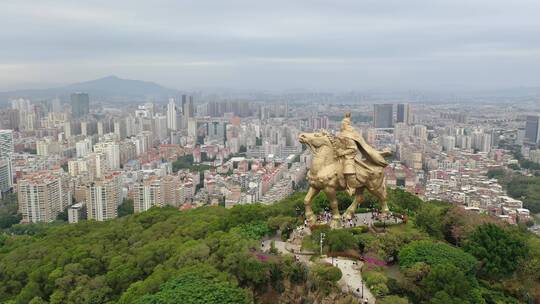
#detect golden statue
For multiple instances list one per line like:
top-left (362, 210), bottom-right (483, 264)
top-left (298, 113), bottom-right (391, 228)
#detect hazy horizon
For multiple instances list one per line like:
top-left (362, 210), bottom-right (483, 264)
top-left (1, 0), bottom-right (540, 92)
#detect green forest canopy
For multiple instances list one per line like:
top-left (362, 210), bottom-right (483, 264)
top-left (0, 189), bottom-right (538, 303)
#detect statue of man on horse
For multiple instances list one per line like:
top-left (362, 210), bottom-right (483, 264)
top-left (298, 113), bottom-right (391, 228)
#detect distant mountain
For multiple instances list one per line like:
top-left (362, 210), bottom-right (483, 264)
top-left (0, 75), bottom-right (180, 103)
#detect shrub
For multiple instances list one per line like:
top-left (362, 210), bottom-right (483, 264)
top-left (378, 295), bottom-right (409, 304)
top-left (231, 221), bottom-right (270, 240)
top-left (347, 226), bottom-right (369, 234)
top-left (311, 263), bottom-right (342, 283)
top-left (363, 271), bottom-right (389, 297)
top-left (310, 263), bottom-right (342, 295)
top-left (373, 221), bottom-right (401, 228)
top-left (356, 207), bottom-right (371, 213)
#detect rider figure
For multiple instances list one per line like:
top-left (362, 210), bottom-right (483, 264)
top-left (335, 113), bottom-right (389, 196)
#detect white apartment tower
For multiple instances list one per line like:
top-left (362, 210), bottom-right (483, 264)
top-left (167, 98), bottom-right (178, 131)
top-left (0, 158), bottom-right (13, 195)
top-left (17, 170), bottom-right (71, 223)
top-left (76, 138), bottom-right (93, 158)
top-left (86, 172), bottom-right (123, 221)
top-left (93, 142), bottom-right (120, 170)
top-left (0, 130), bottom-right (14, 158)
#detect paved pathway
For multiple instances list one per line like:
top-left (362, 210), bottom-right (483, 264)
top-left (261, 239), bottom-right (311, 263)
top-left (324, 257), bottom-right (375, 304)
top-left (262, 239), bottom-right (375, 303)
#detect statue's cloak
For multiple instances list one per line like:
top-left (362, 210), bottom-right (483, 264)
top-left (339, 129), bottom-right (388, 168)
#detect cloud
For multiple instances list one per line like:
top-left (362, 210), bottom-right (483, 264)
top-left (1, 0), bottom-right (539, 91)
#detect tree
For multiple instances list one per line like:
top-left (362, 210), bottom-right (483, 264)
top-left (399, 241), bottom-right (478, 274)
top-left (421, 263), bottom-right (484, 304)
top-left (505, 175), bottom-right (540, 213)
top-left (440, 206), bottom-right (499, 246)
top-left (464, 223), bottom-right (528, 278)
top-left (171, 155), bottom-right (194, 172)
top-left (0, 193), bottom-right (22, 229)
top-left (371, 228), bottom-right (427, 262)
top-left (311, 192), bottom-right (353, 214)
top-left (378, 295), bottom-right (409, 304)
top-left (415, 204), bottom-right (447, 239)
top-left (118, 198), bottom-right (134, 217)
top-left (56, 208), bottom-right (69, 221)
top-left (363, 271), bottom-right (389, 297)
top-left (325, 229), bottom-right (357, 252)
top-left (388, 188), bottom-right (423, 213)
top-left (487, 168), bottom-right (505, 179)
top-left (231, 222), bottom-right (270, 240)
top-left (136, 271), bottom-right (250, 304)
top-left (311, 263), bottom-right (342, 294)
top-left (28, 297), bottom-right (47, 304)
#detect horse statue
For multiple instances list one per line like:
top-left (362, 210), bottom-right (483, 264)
top-left (298, 130), bottom-right (390, 228)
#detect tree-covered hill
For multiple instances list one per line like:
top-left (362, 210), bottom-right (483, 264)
top-left (0, 189), bottom-right (539, 303)
top-left (0, 193), bottom-right (358, 304)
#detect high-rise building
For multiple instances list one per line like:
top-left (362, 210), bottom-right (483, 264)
top-left (162, 175), bottom-right (182, 207)
top-left (530, 149), bottom-right (540, 163)
top-left (167, 98), bottom-right (178, 131)
top-left (456, 135), bottom-right (472, 150)
top-left (87, 153), bottom-right (108, 179)
top-left (11, 99), bottom-right (35, 130)
top-left (68, 202), bottom-right (85, 223)
top-left (373, 104), bottom-right (393, 128)
top-left (442, 136), bottom-right (456, 152)
top-left (480, 133), bottom-right (492, 153)
top-left (153, 115), bottom-right (168, 141)
top-left (68, 158), bottom-right (89, 177)
top-left (93, 142), bottom-right (120, 170)
top-left (114, 120), bottom-right (127, 139)
top-left (0, 109), bottom-right (19, 130)
top-left (17, 170), bottom-right (71, 223)
top-left (0, 129), bottom-right (14, 158)
top-left (36, 137), bottom-right (60, 156)
top-left (413, 125), bottom-right (427, 141)
top-left (71, 93), bottom-right (90, 118)
top-left (525, 115), bottom-right (540, 144)
top-left (134, 175), bottom-right (182, 213)
top-left (0, 158), bottom-right (13, 195)
top-left (76, 138), bottom-right (92, 158)
top-left (397, 103), bottom-right (413, 125)
top-left (134, 176), bottom-right (163, 213)
top-left (86, 172), bottom-right (122, 221)
top-left (182, 95), bottom-right (195, 118)
top-left (51, 98), bottom-right (62, 113)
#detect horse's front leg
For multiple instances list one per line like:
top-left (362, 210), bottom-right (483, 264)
top-left (304, 186), bottom-right (319, 225)
top-left (343, 187), bottom-right (364, 220)
top-left (325, 188), bottom-right (341, 229)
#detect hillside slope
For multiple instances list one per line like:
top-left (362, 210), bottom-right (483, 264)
top-left (0, 189), bottom-right (538, 304)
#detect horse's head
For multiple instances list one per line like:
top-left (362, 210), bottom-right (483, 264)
top-left (298, 131), bottom-right (335, 155)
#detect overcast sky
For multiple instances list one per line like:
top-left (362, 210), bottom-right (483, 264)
top-left (1, 0), bottom-right (539, 91)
